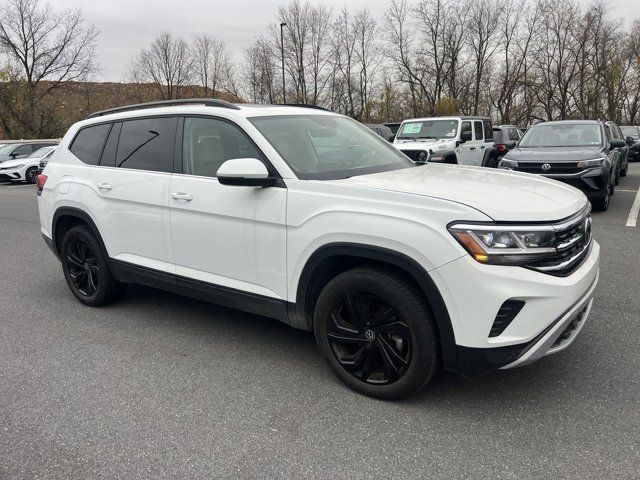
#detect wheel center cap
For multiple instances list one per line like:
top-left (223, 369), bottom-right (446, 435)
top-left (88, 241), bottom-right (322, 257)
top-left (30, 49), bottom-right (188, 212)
top-left (364, 329), bottom-right (376, 341)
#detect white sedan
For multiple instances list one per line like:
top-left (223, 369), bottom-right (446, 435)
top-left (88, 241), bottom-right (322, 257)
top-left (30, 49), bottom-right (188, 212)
top-left (0, 146), bottom-right (56, 184)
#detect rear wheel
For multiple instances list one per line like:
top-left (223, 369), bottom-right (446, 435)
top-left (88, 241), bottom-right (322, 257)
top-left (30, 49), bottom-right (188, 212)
top-left (314, 267), bottom-right (439, 400)
top-left (621, 164), bottom-right (628, 177)
top-left (61, 225), bottom-right (126, 306)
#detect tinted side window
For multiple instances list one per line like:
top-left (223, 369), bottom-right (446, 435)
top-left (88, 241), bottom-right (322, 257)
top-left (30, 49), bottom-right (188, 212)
top-left (182, 117), bottom-right (263, 178)
top-left (12, 144), bottom-right (33, 156)
top-left (508, 128), bottom-right (520, 141)
top-left (100, 122), bottom-right (121, 167)
top-left (461, 121), bottom-right (472, 138)
top-left (474, 121), bottom-right (484, 141)
top-left (117, 117), bottom-right (177, 172)
top-left (483, 121), bottom-right (493, 141)
top-left (70, 124), bottom-right (112, 165)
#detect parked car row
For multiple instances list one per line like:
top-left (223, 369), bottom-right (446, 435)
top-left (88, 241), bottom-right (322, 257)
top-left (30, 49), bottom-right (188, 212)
top-left (0, 141), bottom-right (58, 184)
top-left (384, 114), bottom-right (637, 212)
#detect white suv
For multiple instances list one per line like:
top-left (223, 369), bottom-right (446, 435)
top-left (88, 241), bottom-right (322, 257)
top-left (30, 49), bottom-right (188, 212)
top-left (394, 116), bottom-right (497, 166)
top-left (37, 100), bottom-right (599, 399)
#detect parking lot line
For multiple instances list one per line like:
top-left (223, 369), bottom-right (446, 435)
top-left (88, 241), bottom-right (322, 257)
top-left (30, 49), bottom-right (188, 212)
top-left (626, 186), bottom-right (640, 227)
top-left (7, 184), bottom-right (32, 188)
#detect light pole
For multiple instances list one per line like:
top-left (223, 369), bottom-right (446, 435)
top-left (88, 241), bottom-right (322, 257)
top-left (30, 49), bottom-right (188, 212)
top-left (280, 22), bottom-right (287, 103)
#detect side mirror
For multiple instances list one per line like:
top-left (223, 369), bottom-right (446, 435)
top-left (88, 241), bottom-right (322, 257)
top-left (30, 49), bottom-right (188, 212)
top-left (625, 136), bottom-right (635, 147)
top-left (460, 131), bottom-right (472, 143)
top-left (217, 158), bottom-right (276, 187)
top-left (610, 139), bottom-right (626, 149)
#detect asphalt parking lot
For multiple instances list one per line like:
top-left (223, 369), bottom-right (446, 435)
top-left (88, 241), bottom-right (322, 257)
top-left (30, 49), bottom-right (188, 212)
top-left (1, 167), bottom-right (639, 480)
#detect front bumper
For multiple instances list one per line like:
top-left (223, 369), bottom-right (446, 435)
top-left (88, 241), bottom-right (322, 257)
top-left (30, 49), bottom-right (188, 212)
top-left (431, 240), bottom-right (600, 377)
top-left (0, 171), bottom-right (22, 181)
top-left (500, 166), bottom-right (610, 198)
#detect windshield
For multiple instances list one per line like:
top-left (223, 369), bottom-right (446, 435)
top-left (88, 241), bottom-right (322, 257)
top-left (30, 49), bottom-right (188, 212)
top-left (621, 126), bottom-right (639, 139)
top-left (0, 144), bottom-right (16, 155)
top-left (518, 123), bottom-right (602, 148)
top-left (396, 120), bottom-right (459, 140)
top-left (27, 146), bottom-right (55, 158)
top-left (249, 115), bottom-right (414, 180)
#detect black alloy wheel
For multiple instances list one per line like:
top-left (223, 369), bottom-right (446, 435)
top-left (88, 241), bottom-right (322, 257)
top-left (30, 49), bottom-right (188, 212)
top-left (65, 238), bottom-right (100, 297)
top-left (61, 225), bottom-right (126, 306)
top-left (326, 291), bottom-right (412, 385)
top-left (25, 166), bottom-right (38, 184)
top-left (314, 267), bottom-right (439, 400)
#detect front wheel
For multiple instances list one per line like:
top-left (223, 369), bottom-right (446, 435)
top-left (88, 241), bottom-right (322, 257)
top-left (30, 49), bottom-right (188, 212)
top-left (314, 267), bottom-right (439, 400)
top-left (592, 187), bottom-right (610, 212)
top-left (25, 166), bottom-right (38, 184)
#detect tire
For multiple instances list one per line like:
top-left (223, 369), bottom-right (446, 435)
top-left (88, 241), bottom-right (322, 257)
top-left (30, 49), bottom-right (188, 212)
top-left (615, 166), bottom-right (620, 185)
top-left (592, 186), bottom-right (610, 212)
top-left (25, 166), bottom-right (38, 184)
top-left (621, 164), bottom-right (628, 177)
top-left (60, 225), bottom-right (126, 306)
top-left (313, 266), bottom-right (439, 400)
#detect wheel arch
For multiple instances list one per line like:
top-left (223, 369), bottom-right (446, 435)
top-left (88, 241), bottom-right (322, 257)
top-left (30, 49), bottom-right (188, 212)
top-left (292, 242), bottom-right (459, 372)
top-left (52, 207), bottom-right (111, 266)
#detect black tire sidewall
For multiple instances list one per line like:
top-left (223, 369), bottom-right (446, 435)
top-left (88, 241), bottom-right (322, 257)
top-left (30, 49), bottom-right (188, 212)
top-left (314, 268), bottom-right (438, 400)
top-left (60, 226), bottom-right (116, 306)
top-left (26, 167), bottom-right (38, 184)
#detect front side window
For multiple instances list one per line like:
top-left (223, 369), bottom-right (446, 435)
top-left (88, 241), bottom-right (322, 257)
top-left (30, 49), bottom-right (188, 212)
top-left (183, 117), bottom-right (263, 177)
top-left (474, 121), bottom-right (484, 141)
top-left (116, 117), bottom-right (177, 172)
top-left (461, 121), bottom-right (472, 139)
top-left (519, 123), bottom-right (603, 148)
top-left (396, 119), bottom-right (459, 140)
top-left (70, 123), bottom-right (112, 165)
top-left (12, 144), bottom-right (33, 157)
top-left (250, 115), bottom-right (413, 180)
top-left (621, 126), bottom-right (639, 139)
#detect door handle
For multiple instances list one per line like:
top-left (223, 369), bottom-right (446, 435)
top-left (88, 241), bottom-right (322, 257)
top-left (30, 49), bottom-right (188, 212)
top-left (97, 182), bottom-right (112, 190)
top-left (171, 192), bottom-right (193, 201)
top-left (480, 145), bottom-right (486, 149)
top-left (469, 147), bottom-right (476, 151)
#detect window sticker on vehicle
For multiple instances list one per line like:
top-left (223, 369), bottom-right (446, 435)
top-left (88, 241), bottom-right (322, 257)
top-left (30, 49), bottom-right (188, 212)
top-left (446, 131), bottom-right (456, 137)
top-left (402, 123), bottom-right (422, 134)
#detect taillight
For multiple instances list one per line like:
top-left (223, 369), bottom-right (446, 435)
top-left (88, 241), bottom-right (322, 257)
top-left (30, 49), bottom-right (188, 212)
top-left (496, 144), bottom-right (507, 153)
top-left (36, 174), bottom-right (47, 196)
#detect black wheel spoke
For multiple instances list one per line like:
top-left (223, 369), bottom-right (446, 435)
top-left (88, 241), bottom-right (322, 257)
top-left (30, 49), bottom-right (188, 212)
top-left (378, 335), bottom-right (409, 369)
top-left (344, 293), bottom-right (361, 325)
top-left (66, 253), bottom-right (84, 269)
top-left (360, 348), bottom-right (377, 381)
top-left (327, 331), bottom-right (367, 344)
top-left (335, 345), bottom-right (366, 368)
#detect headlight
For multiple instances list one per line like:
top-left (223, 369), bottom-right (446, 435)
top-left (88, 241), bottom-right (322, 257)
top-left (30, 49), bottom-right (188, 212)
top-left (499, 158), bottom-right (518, 168)
top-left (448, 223), bottom-right (556, 265)
top-left (577, 157), bottom-right (605, 168)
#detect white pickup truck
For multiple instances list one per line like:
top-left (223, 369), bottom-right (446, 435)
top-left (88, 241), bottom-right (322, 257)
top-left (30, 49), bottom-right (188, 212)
top-left (393, 116), bottom-right (498, 167)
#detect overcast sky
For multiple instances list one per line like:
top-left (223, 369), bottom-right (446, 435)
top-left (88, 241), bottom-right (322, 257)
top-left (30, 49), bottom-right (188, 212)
top-left (47, 0), bottom-right (637, 82)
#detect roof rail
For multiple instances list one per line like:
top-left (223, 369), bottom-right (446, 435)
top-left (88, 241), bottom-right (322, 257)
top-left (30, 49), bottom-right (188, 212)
top-left (279, 103), bottom-right (329, 111)
top-left (86, 98), bottom-right (241, 119)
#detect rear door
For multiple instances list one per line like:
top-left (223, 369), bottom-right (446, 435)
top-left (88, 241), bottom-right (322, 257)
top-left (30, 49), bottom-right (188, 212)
top-left (169, 115), bottom-right (287, 303)
top-left (81, 116), bottom-right (177, 273)
top-left (471, 120), bottom-right (485, 165)
top-left (457, 120), bottom-right (475, 165)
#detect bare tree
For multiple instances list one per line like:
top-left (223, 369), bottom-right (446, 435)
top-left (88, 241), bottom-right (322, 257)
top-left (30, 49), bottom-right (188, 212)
top-left (131, 31), bottom-right (193, 100)
top-left (0, 0), bottom-right (98, 137)
top-left (192, 34), bottom-right (233, 98)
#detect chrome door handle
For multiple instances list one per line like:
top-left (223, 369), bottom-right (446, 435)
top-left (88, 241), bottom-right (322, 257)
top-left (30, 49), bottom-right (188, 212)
top-left (97, 182), bottom-right (112, 190)
top-left (171, 192), bottom-right (193, 201)
top-left (469, 147), bottom-right (476, 150)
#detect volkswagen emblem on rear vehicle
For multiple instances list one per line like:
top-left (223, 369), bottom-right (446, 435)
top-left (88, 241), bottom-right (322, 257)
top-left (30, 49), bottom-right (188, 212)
top-left (364, 330), bottom-right (376, 341)
top-left (541, 163), bottom-right (551, 172)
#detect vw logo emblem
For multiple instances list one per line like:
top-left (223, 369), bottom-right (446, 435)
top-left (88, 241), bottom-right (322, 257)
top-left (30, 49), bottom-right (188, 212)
top-left (364, 330), bottom-right (376, 341)
top-left (541, 163), bottom-right (551, 172)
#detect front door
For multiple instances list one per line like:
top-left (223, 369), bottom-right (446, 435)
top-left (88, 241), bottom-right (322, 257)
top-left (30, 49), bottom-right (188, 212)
top-left (169, 116), bottom-right (288, 303)
top-left (457, 121), bottom-right (475, 165)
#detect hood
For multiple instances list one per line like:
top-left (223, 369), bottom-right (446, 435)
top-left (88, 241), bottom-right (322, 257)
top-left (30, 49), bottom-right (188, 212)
top-left (333, 164), bottom-right (587, 222)
top-left (505, 146), bottom-right (604, 162)
top-left (0, 158), bottom-right (27, 168)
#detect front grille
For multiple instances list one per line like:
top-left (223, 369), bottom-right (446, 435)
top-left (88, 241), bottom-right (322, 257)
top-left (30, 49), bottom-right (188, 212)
top-left (489, 300), bottom-right (525, 337)
top-left (527, 206), bottom-right (592, 276)
top-left (400, 150), bottom-right (429, 162)
top-left (516, 162), bottom-right (582, 175)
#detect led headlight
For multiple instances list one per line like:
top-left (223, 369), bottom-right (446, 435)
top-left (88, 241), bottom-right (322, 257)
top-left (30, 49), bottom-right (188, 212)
top-left (499, 158), bottom-right (518, 168)
top-left (448, 223), bottom-right (556, 265)
top-left (577, 157), bottom-right (605, 168)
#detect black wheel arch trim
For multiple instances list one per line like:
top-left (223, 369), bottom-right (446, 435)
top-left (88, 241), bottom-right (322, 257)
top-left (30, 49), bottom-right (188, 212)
top-left (51, 207), bottom-right (112, 267)
top-left (293, 242), bottom-right (459, 372)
